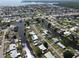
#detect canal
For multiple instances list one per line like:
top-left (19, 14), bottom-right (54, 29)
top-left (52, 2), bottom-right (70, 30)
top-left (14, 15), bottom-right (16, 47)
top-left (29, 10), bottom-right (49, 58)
top-left (16, 19), bottom-right (34, 58)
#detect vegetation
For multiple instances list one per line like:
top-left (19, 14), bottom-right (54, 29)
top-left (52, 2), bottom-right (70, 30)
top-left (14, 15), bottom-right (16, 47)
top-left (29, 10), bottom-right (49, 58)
top-left (33, 46), bottom-right (42, 57)
top-left (63, 50), bottom-right (74, 58)
top-left (36, 18), bottom-right (41, 23)
top-left (14, 27), bottom-right (18, 32)
top-left (17, 45), bottom-right (23, 53)
top-left (25, 21), bottom-right (30, 26)
top-left (12, 35), bottom-right (17, 39)
top-left (5, 34), bottom-right (9, 39)
top-left (5, 53), bottom-right (11, 58)
top-left (43, 41), bottom-right (48, 48)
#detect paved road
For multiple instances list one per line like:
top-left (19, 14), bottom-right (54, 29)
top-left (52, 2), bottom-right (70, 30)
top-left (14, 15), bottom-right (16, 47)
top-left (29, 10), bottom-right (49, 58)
top-left (31, 24), bottom-right (63, 58)
top-left (0, 28), bottom-right (9, 58)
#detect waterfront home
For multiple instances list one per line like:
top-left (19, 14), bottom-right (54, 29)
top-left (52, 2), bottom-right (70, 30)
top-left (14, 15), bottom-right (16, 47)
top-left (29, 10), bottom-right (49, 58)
top-left (38, 44), bottom-right (47, 53)
top-left (9, 44), bottom-right (21, 58)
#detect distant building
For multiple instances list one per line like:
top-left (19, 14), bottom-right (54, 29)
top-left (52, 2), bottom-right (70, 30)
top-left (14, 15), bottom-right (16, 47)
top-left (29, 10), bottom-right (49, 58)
top-left (64, 31), bottom-right (71, 36)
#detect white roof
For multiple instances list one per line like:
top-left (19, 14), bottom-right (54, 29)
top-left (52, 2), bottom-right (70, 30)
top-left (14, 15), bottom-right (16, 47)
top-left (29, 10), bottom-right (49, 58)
top-left (10, 50), bottom-right (20, 58)
top-left (34, 43), bottom-right (38, 46)
top-left (26, 26), bottom-right (30, 29)
top-left (16, 19), bottom-right (22, 22)
top-left (38, 44), bottom-right (47, 51)
top-left (70, 26), bottom-right (78, 31)
top-left (9, 44), bottom-right (16, 51)
top-left (52, 38), bottom-right (59, 43)
top-left (17, 53), bottom-right (20, 56)
top-left (10, 25), bottom-right (15, 28)
top-left (43, 30), bottom-right (48, 34)
top-left (32, 35), bottom-right (38, 41)
top-left (9, 44), bottom-right (21, 58)
top-left (29, 31), bottom-right (35, 35)
top-left (64, 31), bottom-right (71, 36)
top-left (57, 42), bottom-right (65, 49)
top-left (44, 52), bottom-right (55, 58)
top-left (15, 39), bottom-right (19, 43)
top-left (10, 49), bottom-right (18, 58)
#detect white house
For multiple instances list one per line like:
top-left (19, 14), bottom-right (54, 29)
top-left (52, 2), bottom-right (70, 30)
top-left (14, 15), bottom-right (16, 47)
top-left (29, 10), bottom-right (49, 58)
top-left (9, 44), bottom-right (16, 51)
top-left (44, 52), bottom-right (55, 58)
top-left (32, 34), bottom-right (38, 41)
top-left (43, 29), bottom-right (48, 35)
top-left (64, 31), bottom-right (71, 36)
top-left (10, 49), bottom-right (20, 58)
top-left (52, 38), bottom-right (59, 43)
top-left (26, 26), bottom-right (30, 29)
top-left (9, 44), bottom-right (21, 58)
top-left (57, 42), bottom-right (65, 49)
top-left (70, 26), bottom-right (78, 32)
top-left (38, 44), bottom-right (47, 51)
top-left (10, 25), bottom-right (16, 31)
top-left (29, 31), bottom-right (36, 35)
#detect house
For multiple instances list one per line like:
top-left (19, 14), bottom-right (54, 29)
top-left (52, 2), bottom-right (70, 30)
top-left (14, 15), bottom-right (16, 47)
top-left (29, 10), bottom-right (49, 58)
top-left (33, 40), bottom-right (39, 46)
top-left (32, 34), bottom-right (38, 41)
top-left (9, 44), bottom-right (21, 58)
top-left (10, 50), bottom-right (20, 58)
top-left (10, 25), bottom-right (16, 31)
top-left (26, 26), bottom-right (30, 29)
top-left (43, 29), bottom-right (48, 35)
top-left (52, 38), bottom-right (65, 49)
top-left (29, 31), bottom-right (35, 35)
top-left (52, 38), bottom-right (59, 44)
top-left (44, 52), bottom-right (55, 58)
top-left (57, 42), bottom-right (65, 49)
top-left (9, 44), bottom-right (16, 51)
top-left (64, 31), bottom-right (71, 36)
top-left (70, 26), bottom-right (78, 32)
top-left (38, 44), bottom-right (47, 53)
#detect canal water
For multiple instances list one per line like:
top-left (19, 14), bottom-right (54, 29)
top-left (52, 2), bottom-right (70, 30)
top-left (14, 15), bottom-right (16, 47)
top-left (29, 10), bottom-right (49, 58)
top-left (16, 19), bottom-right (34, 58)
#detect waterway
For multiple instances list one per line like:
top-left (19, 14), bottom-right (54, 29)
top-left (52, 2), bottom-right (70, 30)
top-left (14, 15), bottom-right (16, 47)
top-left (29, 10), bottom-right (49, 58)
top-left (16, 19), bottom-right (34, 58)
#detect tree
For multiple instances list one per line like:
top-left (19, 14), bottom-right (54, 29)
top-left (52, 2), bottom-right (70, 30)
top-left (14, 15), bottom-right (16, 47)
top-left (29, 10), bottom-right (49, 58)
top-left (36, 18), bottom-right (40, 23)
top-left (48, 23), bottom-right (51, 28)
top-left (25, 21), bottom-right (30, 26)
top-left (5, 34), bottom-right (9, 39)
top-left (17, 45), bottom-right (23, 53)
top-left (12, 35), bottom-right (16, 39)
top-left (43, 41), bottom-right (48, 48)
top-left (34, 47), bottom-right (42, 57)
top-left (14, 27), bottom-right (18, 32)
top-left (63, 50), bottom-right (74, 58)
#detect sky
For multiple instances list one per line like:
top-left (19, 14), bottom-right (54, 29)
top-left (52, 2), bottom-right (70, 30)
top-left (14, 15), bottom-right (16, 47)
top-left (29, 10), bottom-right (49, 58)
top-left (0, 0), bottom-right (79, 6)
top-left (22, 0), bottom-right (79, 1)
top-left (0, 0), bottom-right (21, 6)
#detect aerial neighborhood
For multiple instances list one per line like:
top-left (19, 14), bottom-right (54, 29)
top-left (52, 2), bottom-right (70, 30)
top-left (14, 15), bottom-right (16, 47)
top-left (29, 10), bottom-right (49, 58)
top-left (0, 3), bottom-right (79, 58)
